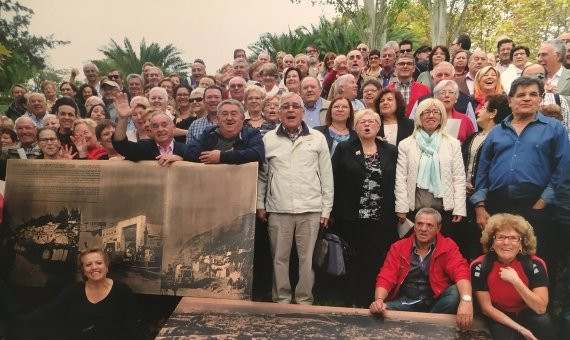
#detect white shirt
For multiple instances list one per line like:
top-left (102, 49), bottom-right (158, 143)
top-left (547, 66), bottom-right (563, 86)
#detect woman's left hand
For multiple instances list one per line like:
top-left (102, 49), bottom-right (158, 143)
top-left (451, 215), bottom-right (463, 223)
top-left (499, 266), bottom-right (521, 285)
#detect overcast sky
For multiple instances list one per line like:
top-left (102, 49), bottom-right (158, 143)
top-left (21, 0), bottom-right (336, 79)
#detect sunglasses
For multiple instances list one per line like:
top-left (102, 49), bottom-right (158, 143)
top-left (189, 97), bottom-right (203, 103)
top-left (400, 49), bottom-right (413, 53)
top-left (108, 75), bottom-right (120, 80)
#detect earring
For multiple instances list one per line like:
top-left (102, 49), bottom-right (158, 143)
top-left (490, 246), bottom-right (494, 252)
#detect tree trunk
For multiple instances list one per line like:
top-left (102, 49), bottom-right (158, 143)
top-left (430, 0), bottom-right (448, 45)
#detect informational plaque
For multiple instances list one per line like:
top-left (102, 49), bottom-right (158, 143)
top-left (3, 160), bottom-right (257, 299)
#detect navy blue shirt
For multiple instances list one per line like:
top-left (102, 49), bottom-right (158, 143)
top-left (471, 113), bottom-right (570, 205)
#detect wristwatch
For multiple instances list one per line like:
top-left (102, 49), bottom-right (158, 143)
top-left (461, 295), bottom-right (473, 302)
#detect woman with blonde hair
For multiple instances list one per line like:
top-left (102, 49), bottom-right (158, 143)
top-left (71, 118), bottom-right (108, 160)
top-left (471, 214), bottom-right (554, 340)
top-left (331, 108), bottom-right (398, 307)
top-left (243, 85), bottom-right (267, 129)
top-left (395, 98), bottom-right (466, 238)
top-left (473, 66), bottom-right (503, 115)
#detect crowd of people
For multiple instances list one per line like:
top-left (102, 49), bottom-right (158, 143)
top-left (2, 32), bottom-right (570, 339)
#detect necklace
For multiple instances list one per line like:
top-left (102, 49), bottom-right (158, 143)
top-left (249, 116), bottom-right (263, 122)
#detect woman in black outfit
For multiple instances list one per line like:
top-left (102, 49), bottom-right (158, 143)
top-left (331, 108), bottom-right (398, 308)
top-left (29, 248), bottom-right (143, 339)
top-left (375, 88), bottom-right (414, 146)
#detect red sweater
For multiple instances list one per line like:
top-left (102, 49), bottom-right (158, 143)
top-left (376, 233), bottom-right (470, 300)
top-left (387, 81), bottom-right (430, 118)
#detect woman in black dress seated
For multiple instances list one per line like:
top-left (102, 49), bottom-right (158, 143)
top-left (29, 248), bottom-right (143, 339)
top-left (331, 108), bottom-right (398, 307)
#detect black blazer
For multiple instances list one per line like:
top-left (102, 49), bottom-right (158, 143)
top-left (377, 118), bottom-right (414, 146)
top-left (331, 138), bottom-right (398, 222)
top-left (313, 125), bottom-right (358, 153)
top-left (112, 137), bottom-right (187, 162)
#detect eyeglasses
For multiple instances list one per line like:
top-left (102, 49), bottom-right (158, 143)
top-left (357, 48), bottom-right (368, 52)
top-left (229, 84), bottom-right (244, 89)
top-left (397, 61), bottom-right (414, 67)
top-left (400, 49), bottom-right (413, 53)
top-left (494, 234), bottom-right (521, 243)
top-left (189, 97), bottom-right (203, 103)
top-left (108, 75), bottom-right (120, 80)
top-left (420, 109), bottom-right (441, 117)
top-left (39, 137), bottom-right (58, 143)
top-left (357, 119), bottom-right (378, 125)
top-left (280, 103), bottom-right (303, 110)
top-left (437, 90), bottom-right (456, 97)
top-left (368, 56), bottom-right (379, 61)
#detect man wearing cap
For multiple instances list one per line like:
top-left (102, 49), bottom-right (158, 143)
top-left (100, 79), bottom-right (121, 122)
top-left (184, 99), bottom-right (264, 164)
top-left (112, 93), bottom-right (186, 165)
top-left (413, 45), bottom-right (432, 80)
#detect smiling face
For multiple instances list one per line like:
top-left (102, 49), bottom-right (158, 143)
top-left (285, 70), bottom-right (301, 93)
top-left (229, 77), bottom-right (246, 100)
top-left (38, 128), bottom-right (61, 158)
top-left (218, 103), bottom-right (244, 138)
top-left (492, 228), bottom-right (522, 263)
top-left (74, 123), bottom-right (98, 149)
top-left (149, 89), bottom-right (168, 111)
top-left (278, 96), bottom-right (304, 131)
top-left (99, 125), bottom-right (115, 149)
top-left (283, 56), bottom-right (294, 69)
top-left (28, 94), bottom-right (47, 117)
top-left (435, 83), bottom-right (458, 112)
top-left (81, 252), bottom-right (109, 282)
top-left (395, 56), bottom-right (415, 80)
top-left (381, 50), bottom-right (396, 69)
top-left (150, 113), bottom-right (175, 146)
top-left (362, 84), bottom-right (380, 108)
top-left (57, 104), bottom-right (77, 131)
top-left (175, 87), bottom-right (191, 107)
top-left (334, 56), bottom-right (348, 75)
top-left (83, 65), bottom-right (98, 83)
top-left (300, 77), bottom-right (321, 105)
top-left (379, 92), bottom-right (397, 116)
top-left (479, 69), bottom-right (498, 93)
top-left (16, 118), bottom-right (37, 145)
top-left (203, 88), bottom-right (223, 115)
top-left (512, 49), bottom-right (529, 69)
top-left (1, 133), bottom-right (15, 148)
top-left (82, 86), bottom-right (93, 101)
top-left (192, 63), bottom-right (206, 81)
top-left (330, 98), bottom-right (351, 125)
top-left (469, 51), bottom-right (488, 76)
top-left (419, 103), bottom-right (443, 134)
top-left (498, 41), bottom-right (514, 64)
top-left (431, 47), bottom-right (446, 66)
top-left (245, 91), bottom-right (263, 115)
top-left (43, 116), bottom-right (60, 130)
top-left (340, 75), bottom-right (358, 100)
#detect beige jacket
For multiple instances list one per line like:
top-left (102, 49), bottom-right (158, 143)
top-left (395, 133), bottom-right (466, 216)
top-left (257, 124), bottom-right (334, 218)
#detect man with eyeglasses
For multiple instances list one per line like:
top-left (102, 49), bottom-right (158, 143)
top-left (184, 99), bottom-right (263, 164)
top-left (356, 43), bottom-right (369, 63)
top-left (471, 76), bottom-right (570, 297)
top-left (107, 69), bottom-right (123, 89)
top-left (185, 86), bottom-right (223, 143)
top-left (387, 54), bottom-right (430, 117)
top-left (370, 208), bottom-right (473, 329)
top-left (257, 92), bottom-right (333, 305)
top-left (522, 63), bottom-right (570, 137)
top-left (228, 76), bottom-right (247, 102)
top-left (399, 40), bottom-right (414, 55)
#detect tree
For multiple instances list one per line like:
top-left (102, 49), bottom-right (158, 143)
top-left (291, 0), bottom-right (409, 49)
top-left (419, 0), bottom-right (470, 46)
top-left (0, 0), bottom-right (68, 91)
top-left (96, 38), bottom-right (190, 77)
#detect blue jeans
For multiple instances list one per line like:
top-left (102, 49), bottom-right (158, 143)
top-left (386, 284), bottom-right (459, 314)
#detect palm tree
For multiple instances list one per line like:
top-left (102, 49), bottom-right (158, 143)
top-left (96, 38), bottom-right (190, 76)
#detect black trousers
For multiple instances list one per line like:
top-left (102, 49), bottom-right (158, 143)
top-left (336, 218), bottom-right (397, 308)
top-left (486, 308), bottom-right (555, 340)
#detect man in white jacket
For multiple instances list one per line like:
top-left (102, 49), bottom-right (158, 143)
top-left (257, 92), bottom-right (334, 305)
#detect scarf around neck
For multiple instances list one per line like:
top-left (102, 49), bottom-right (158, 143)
top-left (416, 130), bottom-right (443, 198)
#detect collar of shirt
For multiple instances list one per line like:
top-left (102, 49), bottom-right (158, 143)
top-left (397, 79), bottom-right (412, 87)
top-left (380, 69), bottom-right (394, 78)
top-left (503, 112), bottom-right (548, 130)
top-left (304, 97), bottom-right (322, 111)
top-left (157, 140), bottom-right (174, 155)
top-left (412, 237), bottom-right (436, 257)
top-left (547, 66), bottom-right (563, 85)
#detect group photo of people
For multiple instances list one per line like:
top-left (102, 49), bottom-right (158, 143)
top-left (1, 28), bottom-right (570, 339)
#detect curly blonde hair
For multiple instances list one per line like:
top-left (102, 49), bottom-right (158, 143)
top-left (480, 213), bottom-right (537, 255)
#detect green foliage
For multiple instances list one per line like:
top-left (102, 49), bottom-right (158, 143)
top-left (0, 0), bottom-right (68, 92)
top-left (95, 38), bottom-right (190, 77)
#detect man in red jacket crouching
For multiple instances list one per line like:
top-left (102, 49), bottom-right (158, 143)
top-left (369, 207), bottom-right (473, 329)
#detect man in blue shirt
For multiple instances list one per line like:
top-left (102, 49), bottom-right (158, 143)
top-left (471, 76), bottom-right (570, 292)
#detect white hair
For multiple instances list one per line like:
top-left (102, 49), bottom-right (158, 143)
top-left (335, 74), bottom-right (355, 96)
